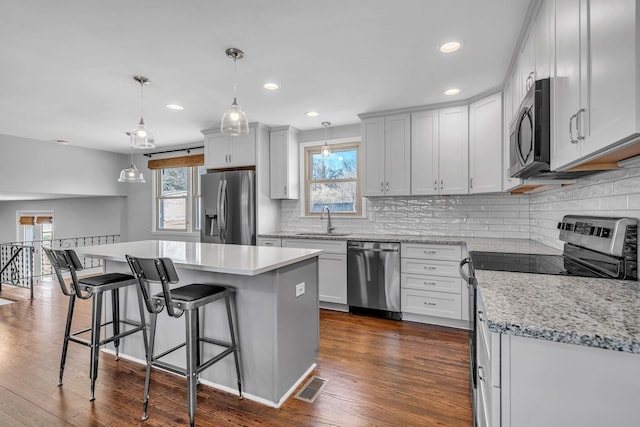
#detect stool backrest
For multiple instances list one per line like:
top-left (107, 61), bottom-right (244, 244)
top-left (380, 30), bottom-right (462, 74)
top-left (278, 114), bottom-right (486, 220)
top-left (126, 255), bottom-right (182, 318)
top-left (43, 248), bottom-right (87, 298)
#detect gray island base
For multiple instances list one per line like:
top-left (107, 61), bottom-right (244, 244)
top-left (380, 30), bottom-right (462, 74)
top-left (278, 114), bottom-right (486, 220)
top-left (77, 240), bottom-right (321, 407)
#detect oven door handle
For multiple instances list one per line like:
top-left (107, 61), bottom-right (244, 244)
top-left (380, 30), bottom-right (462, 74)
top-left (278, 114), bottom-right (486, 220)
top-left (459, 257), bottom-right (476, 286)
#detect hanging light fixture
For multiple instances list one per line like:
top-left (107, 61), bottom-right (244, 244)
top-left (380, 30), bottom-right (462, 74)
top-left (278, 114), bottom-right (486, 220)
top-left (131, 75), bottom-right (155, 149)
top-left (221, 48), bottom-right (249, 136)
top-left (118, 133), bottom-right (145, 183)
top-left (321, 121), bottom-right (332, 158)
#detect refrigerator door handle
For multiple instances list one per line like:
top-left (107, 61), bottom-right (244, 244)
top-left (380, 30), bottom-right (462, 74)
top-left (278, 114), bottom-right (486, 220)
top-left (217, 179), bottom-right (225, 241)
top-left (220, 179), bottom-right (228, 242)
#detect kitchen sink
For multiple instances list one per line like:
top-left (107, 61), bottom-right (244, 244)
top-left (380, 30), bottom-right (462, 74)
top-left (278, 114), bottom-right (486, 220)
top-left (295, 232), bottom-right (351, 237)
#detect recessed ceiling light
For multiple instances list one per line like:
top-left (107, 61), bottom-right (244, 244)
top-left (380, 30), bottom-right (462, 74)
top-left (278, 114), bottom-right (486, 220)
top-left (53, 139), bottom-right (70, 145)
top-left (263, 82), bottom-right (279, 90)
top-left (439, 41), bottom-right (462, 53)
top-left (444, 88), bottom-right (461, 96)
top-left (305, 111), bottom-right (319, 117)
top-left (166, 104), bottom-right (184, 110)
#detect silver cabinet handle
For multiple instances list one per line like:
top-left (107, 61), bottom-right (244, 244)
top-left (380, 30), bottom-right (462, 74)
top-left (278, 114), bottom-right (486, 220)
top-left (576, 108), bottom-right (586, 140)
top-left (569, 114), bottom-right (578, 144)
top-left (434, 179), bottom-right (437, 190)
top-left (386, 181), bottom-right (389, 191)
top-left (424, 250), bottom-right (436, 255)
top-left (478, 310), bottom-right (485, 322)
top-left (469, 177), bottom-right (473, 189)
top-left (265, 242), bottom-right (274, 246)
top-left (424, 281), bottom-right (437, 286)
top-left (478, 366), bottom-right (486, 382)
top-left (284, 185), bottom-right (287, 195)
top-left (380, 181), bottom-right (384, 192)
top-left (229, 154), bottom-right (231, 163)
top-left (440, 179), bottom-right (444, 190)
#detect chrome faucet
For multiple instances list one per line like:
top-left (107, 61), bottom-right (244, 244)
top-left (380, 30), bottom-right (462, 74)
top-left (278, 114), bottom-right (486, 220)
top-left (320, 205), bottom-right (335, 234)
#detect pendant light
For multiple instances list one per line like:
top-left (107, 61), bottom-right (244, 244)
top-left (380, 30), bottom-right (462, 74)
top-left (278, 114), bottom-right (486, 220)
top-left (321, 121), bottom-right (332, 158)
top-left (131, 76), bottom-right (155, 149)
top-left (118, 133), bottom-right (145, 183)
top-left (221, 48), bottom-right (249, 136)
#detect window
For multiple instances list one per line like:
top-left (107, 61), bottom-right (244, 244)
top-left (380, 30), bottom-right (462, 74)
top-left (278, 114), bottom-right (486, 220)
top-left (304, 142), bottom-right (361, 216)
top-left (155, 165), bottom-right (206, 232)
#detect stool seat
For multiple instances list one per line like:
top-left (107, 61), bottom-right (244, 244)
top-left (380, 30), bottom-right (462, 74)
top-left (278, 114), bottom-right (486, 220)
top-left (155, 284), bottom-right (226, 302)
top-left (44, 248), bottom-right (148, 401)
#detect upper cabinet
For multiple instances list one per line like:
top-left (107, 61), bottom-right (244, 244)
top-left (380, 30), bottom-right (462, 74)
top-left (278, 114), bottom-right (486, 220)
top-left (361, 114), bottom-right (411, 196)
top-left (202, 126), bottom-right (256, 169)
top-left (553, 0), bottom-right (640, 171)
top-left (269, 126), bottom-right (299, 200)
top-left (411, 106), bottom-right (469, 195)
top-left (469, 93), bottom-right (503, 194)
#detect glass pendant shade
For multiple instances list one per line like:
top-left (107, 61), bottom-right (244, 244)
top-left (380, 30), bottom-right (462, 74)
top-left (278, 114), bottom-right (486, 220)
top-left (131, 118), bottom-right (155, 149)
top-left (320, 143), bottom-right (331, 158)
top-left (321, 121), bottom-right (332, 158)
top-left (221, 97), bottom-right (249, 135)
top-left (118, 164), bottom-right (145, 183)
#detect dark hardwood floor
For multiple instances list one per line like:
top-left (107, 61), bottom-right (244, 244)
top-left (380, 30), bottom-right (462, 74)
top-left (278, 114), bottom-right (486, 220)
top-left (0, 280), bottom-right (472, 426)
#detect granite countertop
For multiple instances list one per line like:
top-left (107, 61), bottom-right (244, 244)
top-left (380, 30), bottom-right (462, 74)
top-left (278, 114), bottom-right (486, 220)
top-left (259, 232), bottom-right (562, 255)
top-left (76, 240), bottom-right (322, 276)
top-left (476, 270), bottom-right (640, 353)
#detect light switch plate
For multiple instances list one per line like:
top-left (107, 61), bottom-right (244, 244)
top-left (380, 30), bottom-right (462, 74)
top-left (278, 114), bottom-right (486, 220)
top-left (295, 282), bottom-right (305, 298)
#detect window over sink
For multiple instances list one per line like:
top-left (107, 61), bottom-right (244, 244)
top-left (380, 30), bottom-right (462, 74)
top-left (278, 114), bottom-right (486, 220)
top-left (304, 141), bottom-right (361, 217)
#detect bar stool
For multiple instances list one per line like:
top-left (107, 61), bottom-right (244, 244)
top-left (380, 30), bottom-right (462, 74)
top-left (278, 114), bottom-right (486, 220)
top-left (125, 255), bottom-right (242, 427)
top-left (44, 248), bottom-right (148, 401)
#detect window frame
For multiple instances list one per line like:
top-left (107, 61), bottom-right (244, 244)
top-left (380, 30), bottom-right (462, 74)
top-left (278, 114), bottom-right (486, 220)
top-left (154, 166), bottom-right (205, 233)
top-left (303, 140), bottom-right (362, 217)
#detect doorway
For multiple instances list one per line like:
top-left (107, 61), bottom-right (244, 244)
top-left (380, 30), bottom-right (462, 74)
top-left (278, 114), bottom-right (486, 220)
top-left (16, 211), bottom-right (54, 282)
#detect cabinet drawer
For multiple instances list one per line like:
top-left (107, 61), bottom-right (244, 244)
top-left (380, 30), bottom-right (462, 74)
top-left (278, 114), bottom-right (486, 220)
top-left (401, 273), bottom-right (462, 294)
top-left (257, 237), bottom-right (282, 247)
top-left (401, 243), bottom-right (462, 261)
top-left (401, 258), bottom-right (461, 277)
top-left (282, 239), bottom-right (346, 254)
top-left (401, 289), bottom-right (462, 319)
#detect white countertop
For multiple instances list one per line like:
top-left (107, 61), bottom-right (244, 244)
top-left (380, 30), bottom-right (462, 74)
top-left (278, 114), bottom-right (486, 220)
top-left (76, 240), bottom-right (322, 276)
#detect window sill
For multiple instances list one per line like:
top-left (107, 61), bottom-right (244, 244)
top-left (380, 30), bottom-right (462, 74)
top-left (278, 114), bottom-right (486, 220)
top-left (151, 230), bottom-right (200, 237)
top-left (299, 215), bottom-right (367, 220)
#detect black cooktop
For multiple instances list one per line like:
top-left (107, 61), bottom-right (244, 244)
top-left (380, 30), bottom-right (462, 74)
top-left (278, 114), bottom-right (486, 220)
top-left (469, 251), bottom-right (607, 278)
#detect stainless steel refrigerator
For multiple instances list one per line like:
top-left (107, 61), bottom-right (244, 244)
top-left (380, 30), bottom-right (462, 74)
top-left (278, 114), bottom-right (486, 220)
top-left (201, 170), bottom-right (256, 245)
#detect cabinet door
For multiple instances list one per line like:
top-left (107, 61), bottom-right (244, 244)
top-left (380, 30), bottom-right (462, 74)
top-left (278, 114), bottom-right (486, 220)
top-left (384, 114), bottom-right (411, 196)
top-left (552, 0), bottom-right (583, 170)
top-left (204, 133), bottom-right (229, 169)
top-left (519, 31), bottom-right (535, 96)
top-left (533, 0), bottom-right (552, 80)
top-left (411, 110), bottom-right (439, 195)
top-left (469, 93), bottom-right (503, 194)
top-left (319, 253), bottom-right (347, 304)
top-left (581, 0), bottom-right (639, 158)
top-left (362, 117), bottom-right (386, 196)
top-left (269, 129), bottom-right (288, 199)
top-left (228, 128), bottom-right (256, 167)
top-left (439, 106), bottom-right (469, 195)
top-left (502, 81), bottom-right (521, 191)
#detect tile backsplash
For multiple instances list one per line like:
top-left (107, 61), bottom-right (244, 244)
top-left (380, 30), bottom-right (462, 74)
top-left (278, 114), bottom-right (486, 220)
top-left (280, 167), bottom-right (640, 248)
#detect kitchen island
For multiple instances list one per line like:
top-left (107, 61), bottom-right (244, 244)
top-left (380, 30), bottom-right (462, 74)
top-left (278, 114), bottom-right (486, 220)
top-left (76, 240), bottom-right (322, 407)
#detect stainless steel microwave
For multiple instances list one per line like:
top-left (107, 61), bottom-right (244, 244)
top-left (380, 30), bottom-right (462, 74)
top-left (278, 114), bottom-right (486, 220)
top-left (509, 78), bottom-right (551, 178)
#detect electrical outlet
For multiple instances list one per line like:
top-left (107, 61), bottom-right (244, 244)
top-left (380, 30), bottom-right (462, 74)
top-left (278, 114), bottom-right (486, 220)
top-left (295, 282), bottom-right (305, 298)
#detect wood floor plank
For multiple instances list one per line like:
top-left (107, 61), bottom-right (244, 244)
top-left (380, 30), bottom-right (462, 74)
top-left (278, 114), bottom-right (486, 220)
top-left (0, 280), bottom-right (472, 426)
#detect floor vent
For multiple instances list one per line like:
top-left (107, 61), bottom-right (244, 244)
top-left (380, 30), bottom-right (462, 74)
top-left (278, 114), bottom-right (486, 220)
top-left (294, 375), bottom-right (327, 403)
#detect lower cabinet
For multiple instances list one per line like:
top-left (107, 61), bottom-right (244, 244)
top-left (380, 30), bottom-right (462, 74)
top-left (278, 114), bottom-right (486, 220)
top-left (256, 237), bottom-right (282, 247)
top-left (475, 288), bottom-right (640, 427)
top-left (400, 243), bottom-right (469, 328)
top-left (282, 238), bottom-right (348, 310)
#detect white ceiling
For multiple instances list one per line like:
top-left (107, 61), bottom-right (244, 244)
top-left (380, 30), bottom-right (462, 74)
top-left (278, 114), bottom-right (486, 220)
top-left (0, 0), bottom-right (530, 154)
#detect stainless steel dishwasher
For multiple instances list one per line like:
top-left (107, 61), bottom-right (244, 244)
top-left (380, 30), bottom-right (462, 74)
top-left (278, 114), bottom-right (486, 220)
top-left (347, 241), bottom-right (401, 319)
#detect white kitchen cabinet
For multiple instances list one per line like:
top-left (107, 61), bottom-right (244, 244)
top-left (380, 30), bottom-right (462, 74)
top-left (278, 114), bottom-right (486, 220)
top-left (553, 0), bottom-right (640, 171)
top-left (469, 93), bottom-right (503, 194)
top-left (361, 114), bottom-right (411, 196)
top-left (518, 31), bottom-right (535, 101)
top-left (439, 106), bottom-right (469, 195)
top-left (400, 243), bottom-right (468, 327)
top-left (282, 238), bottom-right (347, 309)
top-left (202, 125), bottom-right (256, 169)
top-left (533, 0), bottom-right (552, 81)
top-left (411, 106), bottom-right (468, 195)
top-left (502, 80), bottom-right (522, 192)
top-left (269, 126), bottom-right (299, 200)
top-left (257, 237), bottom-right (282, 247)
top-left (475, 289), bottom-right (501, 427)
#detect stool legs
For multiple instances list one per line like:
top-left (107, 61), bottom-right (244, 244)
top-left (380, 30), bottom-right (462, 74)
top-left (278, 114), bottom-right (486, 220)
top-left (58, 295), bottom-right (76, 386)
top-left (111, 289), bottom-right (121, 360)
top-left (226, 293), bottom-right (242, 398)
top-left (89, 291), bottom-right (103, 401)
top-left (185, 308), bottom-right (198, 427)
top-left (142, 311), bottom-right (157, 421)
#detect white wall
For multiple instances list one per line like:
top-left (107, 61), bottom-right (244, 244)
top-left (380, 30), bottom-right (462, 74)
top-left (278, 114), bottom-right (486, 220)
top-left (0, 196), bottom-right (125, 243)
top-left (0, 134), bottom-right (128, 197)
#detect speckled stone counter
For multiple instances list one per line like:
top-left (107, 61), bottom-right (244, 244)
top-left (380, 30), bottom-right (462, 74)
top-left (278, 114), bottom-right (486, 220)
top-left (259, 232), bottom-right (562, 255)
top-left (476, 270), bottom-right (640, 353)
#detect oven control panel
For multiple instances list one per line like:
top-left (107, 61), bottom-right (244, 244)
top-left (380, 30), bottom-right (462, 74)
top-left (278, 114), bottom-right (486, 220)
top-left (557, 215), bottom-right (637, 258)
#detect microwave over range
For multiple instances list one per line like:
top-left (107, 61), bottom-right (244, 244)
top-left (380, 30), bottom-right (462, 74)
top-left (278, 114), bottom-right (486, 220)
top-left (508, 78), bottom-right (588, 179)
